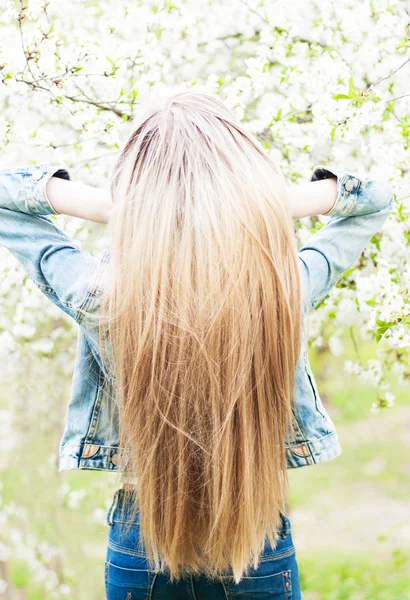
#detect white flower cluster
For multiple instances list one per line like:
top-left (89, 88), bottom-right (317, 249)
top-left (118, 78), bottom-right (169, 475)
top-left (370, 391), bottom-right (396, 414)
top-left (345, 358), bottom-right (387, 389)
top-left (0, 488), bottom-right (72, 598)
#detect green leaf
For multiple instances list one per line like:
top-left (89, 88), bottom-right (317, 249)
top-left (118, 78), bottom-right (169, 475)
top-left (396, 36), bottom-right (410, 52)
top-left (348, 75), bottom-right (356, 98)
top-left (375, 319), bottom-right (395, 342)
top-left (332, 94), bottom-right (350, 100)
top-left (375, 318), bottom-right (394, 328)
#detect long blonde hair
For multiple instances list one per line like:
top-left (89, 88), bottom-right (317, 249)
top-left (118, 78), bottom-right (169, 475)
top-left (99, 91), bottom-right (301, 583)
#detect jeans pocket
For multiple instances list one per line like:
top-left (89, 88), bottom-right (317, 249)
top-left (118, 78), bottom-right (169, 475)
top-left (222, 568), bottom-right (292, 599)
top-left (105, 559), bottom-right (157, 600)
top-left (105, 540), bottom-right (157, 600)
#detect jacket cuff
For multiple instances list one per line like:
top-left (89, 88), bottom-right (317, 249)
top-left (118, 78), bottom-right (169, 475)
top-left (32, 165), bottom-right (71, 215)
top-left (309, 164), bottom-right (362, 217)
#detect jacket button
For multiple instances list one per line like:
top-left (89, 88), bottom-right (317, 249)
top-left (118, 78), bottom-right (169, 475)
top-left (344, 177), bottom-right (357, 192)
top-left (32, 168), bottom-right (44, 182)
top-left (110, 453), bottom-right (120, 466)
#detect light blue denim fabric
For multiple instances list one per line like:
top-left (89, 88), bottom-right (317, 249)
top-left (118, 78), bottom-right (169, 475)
top-left (0, 164), bottom-right (394, 472)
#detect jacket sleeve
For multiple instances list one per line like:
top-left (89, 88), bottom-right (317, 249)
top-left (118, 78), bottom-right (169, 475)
top-left (0, 165), bottom-right (102, 328)
top-left (297, 165), bottom-right (395, 313)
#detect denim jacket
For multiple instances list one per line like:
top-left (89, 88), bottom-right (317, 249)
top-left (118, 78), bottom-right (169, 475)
top-left (0, 164), bottom-right (394, 471)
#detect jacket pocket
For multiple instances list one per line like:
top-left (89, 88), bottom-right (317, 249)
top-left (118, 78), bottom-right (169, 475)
top-left (304, 355), bottom-right (326, 419)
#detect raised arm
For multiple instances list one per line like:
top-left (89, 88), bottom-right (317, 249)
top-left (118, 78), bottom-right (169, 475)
top-left (297, 165), bottom-right (395, 315)
top-left (47, 167), bottom-right (337, 223)
top-left (287, 178), bottom-right (338, 219)
top-left (46, 176), bottom-right (112, 223)
top-left (0, 165), bottom-right (108, 360)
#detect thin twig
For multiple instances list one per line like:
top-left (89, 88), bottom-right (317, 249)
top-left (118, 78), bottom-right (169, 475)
top-left (389, 93), bottom-right (410, 103)
top-left (240, 0), bottom-right (269, 25)
top-left (74, 151), bottom-right (119, 167)
top-left (368, 56), bottom-right (410, 90)
top-left (15, 78), bottom-right (128, 118)
top-left (18, 0), bottom-right (35, 80)
top-left (350, 327), bottom-right (363, 365)
top-left (63, 94), bottom-right (128, 118)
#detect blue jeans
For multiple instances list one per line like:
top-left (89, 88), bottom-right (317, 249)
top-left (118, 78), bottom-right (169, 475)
top-left (105, 488), bottom-right (302, 599)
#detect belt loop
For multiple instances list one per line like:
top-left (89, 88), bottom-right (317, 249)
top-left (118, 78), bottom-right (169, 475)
top-left (280, 512), bottom-right (288, 539)
top-left (107, 490), bottom-right (119, 526)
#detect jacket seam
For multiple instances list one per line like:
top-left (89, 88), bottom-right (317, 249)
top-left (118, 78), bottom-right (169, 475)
top-left (61, 443), bottom-right (122, 450)
top-left (76, 248), bottom-right (110, 325)
top-left (60, 430), bottom-right (338, 454)
top-left (285, 430), bottom-right (337, 448)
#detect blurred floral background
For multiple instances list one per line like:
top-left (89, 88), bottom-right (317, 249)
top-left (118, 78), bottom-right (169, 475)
top-left (0, 0), bottom-right (410, 598)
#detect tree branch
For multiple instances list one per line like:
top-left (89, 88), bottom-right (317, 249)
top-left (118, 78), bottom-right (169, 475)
top-left (14, 78), bottom-right (129, 119)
